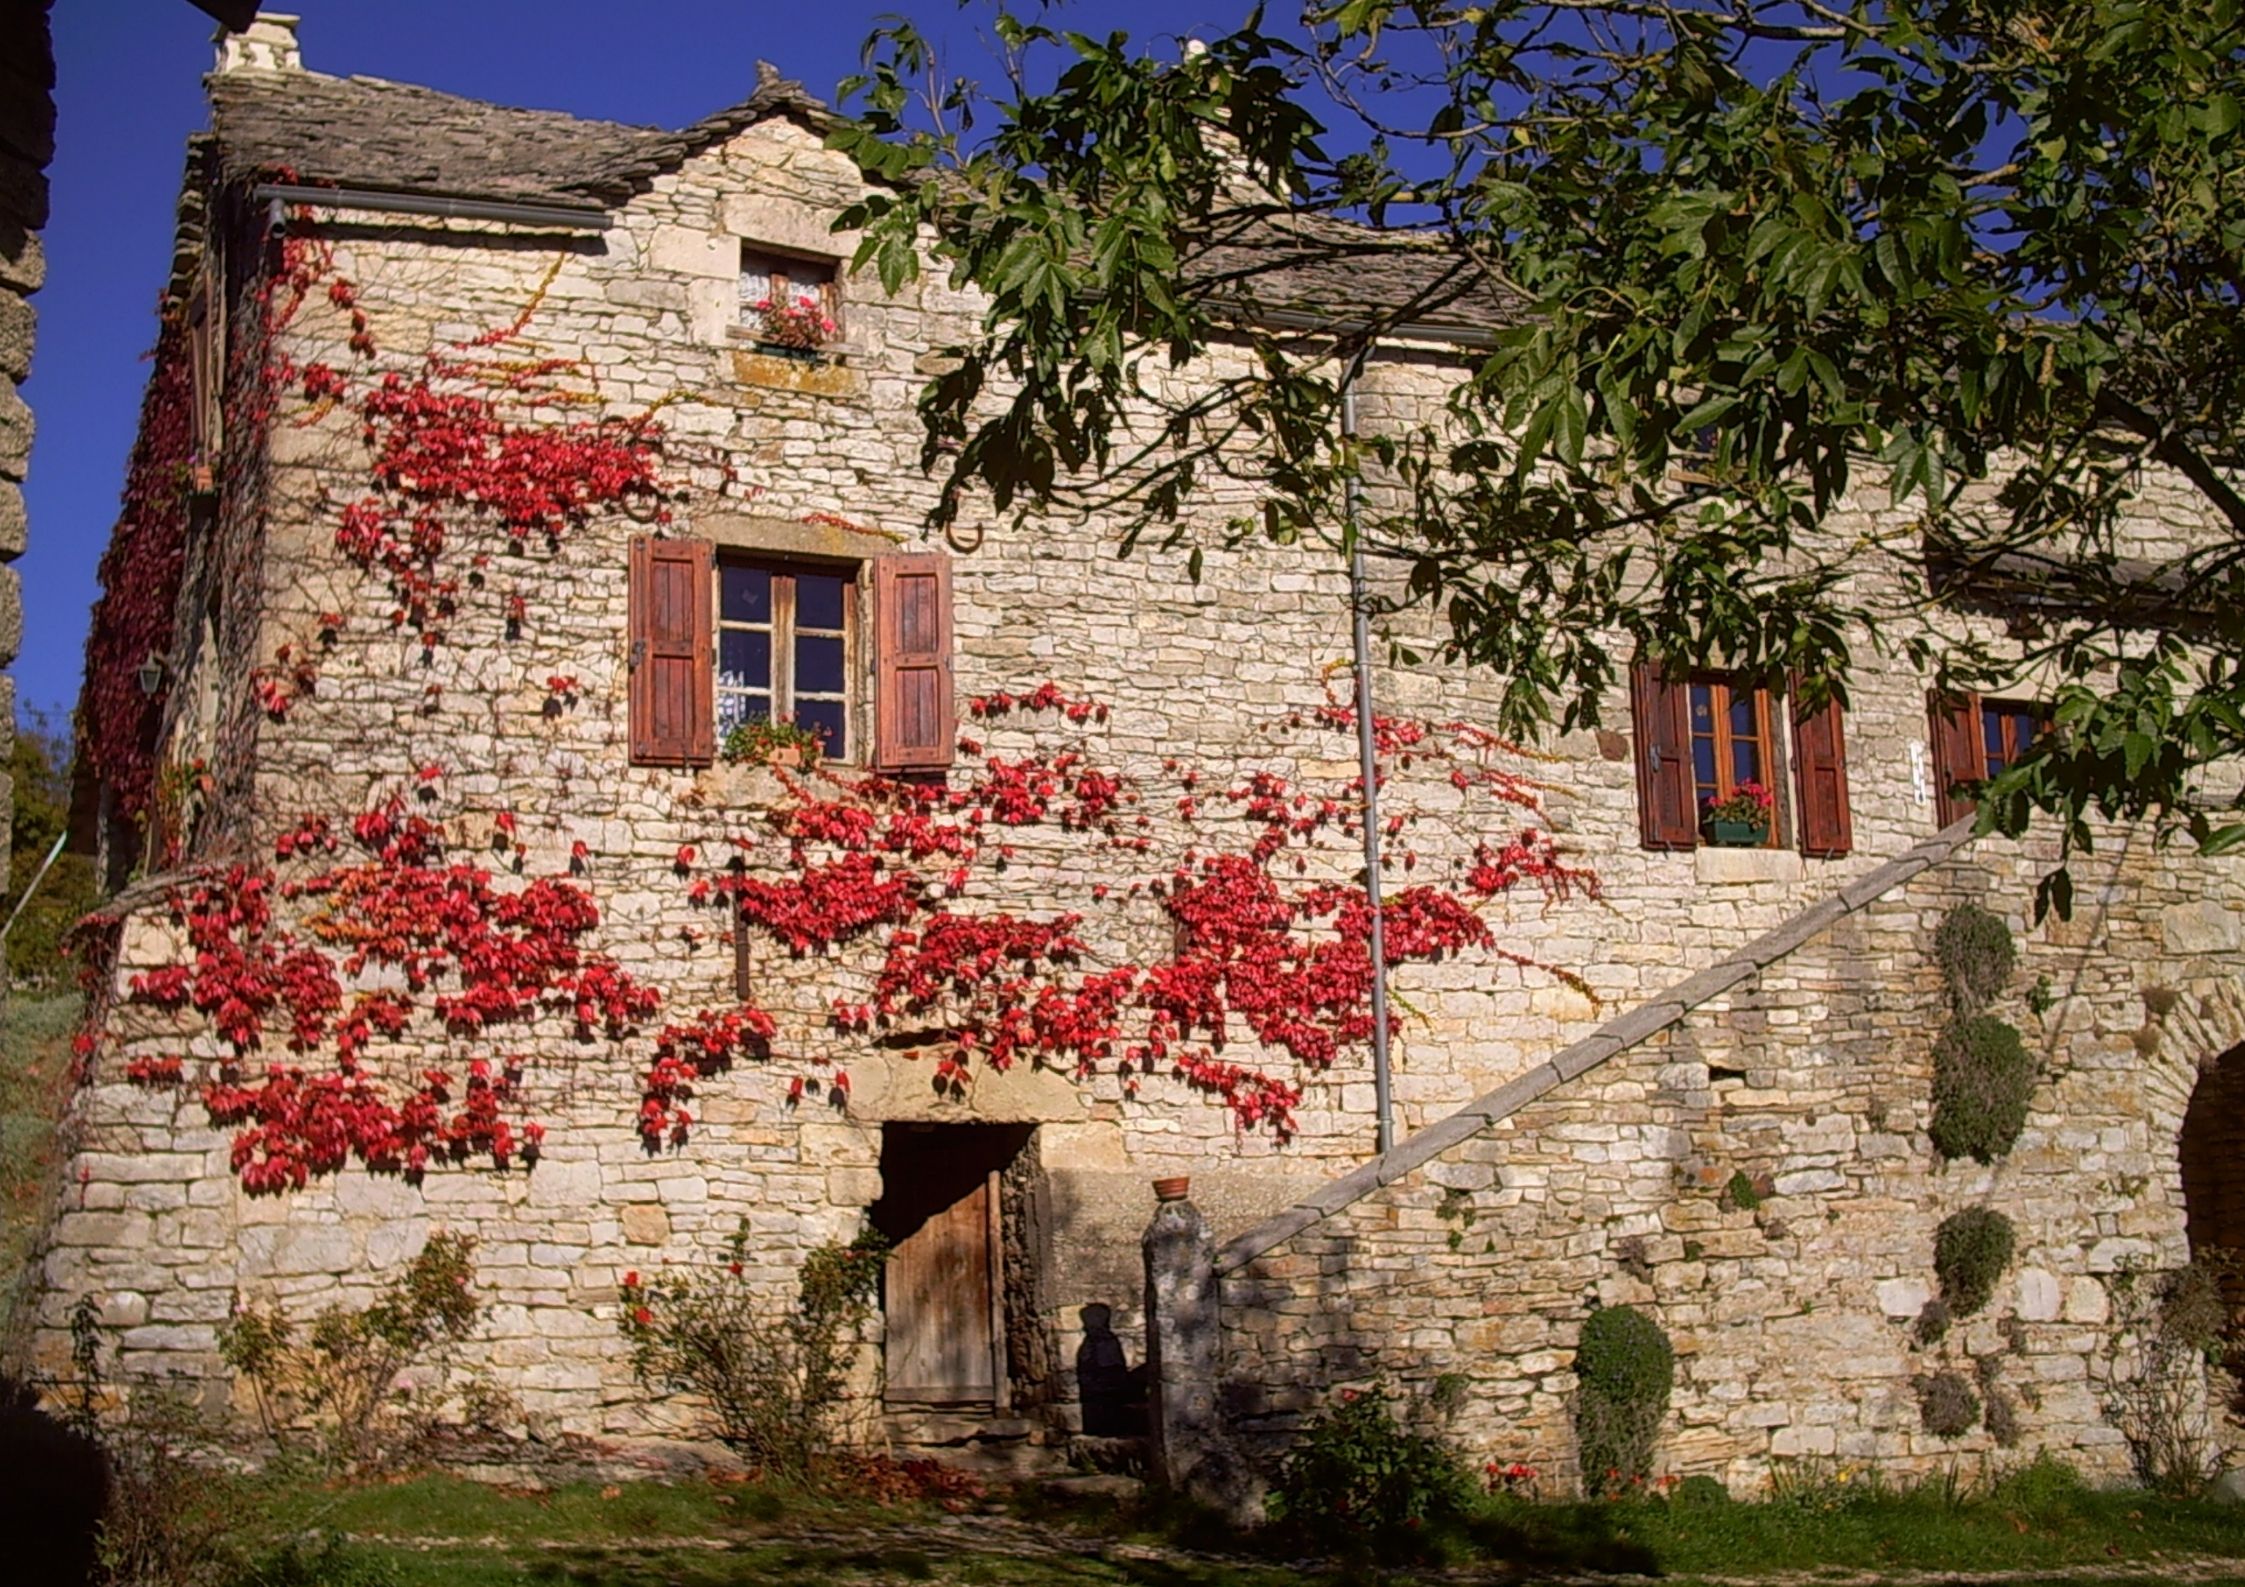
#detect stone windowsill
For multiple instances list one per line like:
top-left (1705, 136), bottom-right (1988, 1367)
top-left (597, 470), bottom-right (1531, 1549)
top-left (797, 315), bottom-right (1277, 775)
top-left (726, 323), bottom-right (852, 361)
top-left (1694, 844), bottom-right (1804, 885)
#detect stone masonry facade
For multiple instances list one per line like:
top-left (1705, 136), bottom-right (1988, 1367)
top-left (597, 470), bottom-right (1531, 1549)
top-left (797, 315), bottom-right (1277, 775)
top-left (21, 15), bottom-right (2244, 1486)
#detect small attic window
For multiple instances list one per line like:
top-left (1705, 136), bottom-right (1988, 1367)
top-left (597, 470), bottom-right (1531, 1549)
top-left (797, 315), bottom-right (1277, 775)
top-left (740, 247), bottom-right (840, 353)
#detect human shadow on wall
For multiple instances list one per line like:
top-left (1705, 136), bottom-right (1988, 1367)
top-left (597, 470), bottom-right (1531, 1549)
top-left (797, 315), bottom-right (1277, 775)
top-left (1075, 1302), bottom-right (1147, 1437)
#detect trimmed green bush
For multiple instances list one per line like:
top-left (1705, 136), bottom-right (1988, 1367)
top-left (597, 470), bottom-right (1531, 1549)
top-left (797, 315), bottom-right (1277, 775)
top-left (1930, 1014), bottom-right (2035, 1162)
top-left (1574, 1304), bottom-right (1674, 1495)
top-left (1935, 903), bottom-right (2016, 1015)
top-left (1916, 1370), bottom-right (1982, 1438)
top-left (1674, 1473), bottom-right (1731, 1507)
top-left (1935, 1208), bottom-right (2017, 1317)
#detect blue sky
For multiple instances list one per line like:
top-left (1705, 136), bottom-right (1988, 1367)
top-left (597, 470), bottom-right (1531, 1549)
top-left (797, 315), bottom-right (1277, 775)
top-left (25, 0), bottom-right (1253, 724)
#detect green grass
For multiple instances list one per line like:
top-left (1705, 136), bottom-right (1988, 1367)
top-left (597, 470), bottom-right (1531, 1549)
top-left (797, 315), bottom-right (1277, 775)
top-left (201, 1459), bottom-right (2245, 1587)
top-left (0, 990), bottom-right (80, 1341)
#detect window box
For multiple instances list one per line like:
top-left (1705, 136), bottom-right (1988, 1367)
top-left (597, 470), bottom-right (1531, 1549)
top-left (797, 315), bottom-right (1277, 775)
top-left (1704, 818), bottom-right (1768, 848)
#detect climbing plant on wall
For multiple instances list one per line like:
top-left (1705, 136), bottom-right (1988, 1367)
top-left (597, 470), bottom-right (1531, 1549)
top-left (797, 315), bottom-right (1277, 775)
top-left (92, 204), bottom-right (1605, 1189)
top-left (1928, 904), bottom-right (2033, 1163)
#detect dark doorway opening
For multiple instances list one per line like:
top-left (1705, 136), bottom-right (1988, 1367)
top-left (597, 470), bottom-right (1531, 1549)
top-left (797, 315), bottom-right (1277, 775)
top-left (2179, 1044), bottom-right (2245, 1420)
top-left (2180, 1046), bottom-right (2245, 1268)
top-left (870, 1122), bottom-right (1040, 1411)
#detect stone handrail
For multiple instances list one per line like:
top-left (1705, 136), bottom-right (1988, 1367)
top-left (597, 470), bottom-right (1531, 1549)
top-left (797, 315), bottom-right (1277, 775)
top-left (1212, 817), bottom-right (1983, 1276)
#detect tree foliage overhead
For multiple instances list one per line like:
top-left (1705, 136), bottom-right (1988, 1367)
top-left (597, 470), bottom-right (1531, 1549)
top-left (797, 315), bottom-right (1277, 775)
top-left (832, 1), bottom-right (2245, 880)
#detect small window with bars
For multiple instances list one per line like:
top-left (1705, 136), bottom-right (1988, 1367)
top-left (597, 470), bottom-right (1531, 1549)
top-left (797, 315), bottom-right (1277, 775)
top-left (716, 558), bottom-right (854, 760)
top-left (739, 247), bottom-right (841, 352)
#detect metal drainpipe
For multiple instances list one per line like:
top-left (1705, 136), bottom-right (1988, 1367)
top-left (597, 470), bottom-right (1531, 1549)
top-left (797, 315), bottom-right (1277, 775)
top-left (1340, 360), bottom-right (1394, 1155)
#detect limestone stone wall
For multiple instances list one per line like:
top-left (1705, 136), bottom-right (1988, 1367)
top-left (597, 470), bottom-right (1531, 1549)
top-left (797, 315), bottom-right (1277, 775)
top-left (1217, 832), bottom-right (2245, 1490)
top-left (27, 92), bottom-right (2245, 1458)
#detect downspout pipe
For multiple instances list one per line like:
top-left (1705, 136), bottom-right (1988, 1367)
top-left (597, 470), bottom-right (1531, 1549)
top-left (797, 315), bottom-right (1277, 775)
top-left (1340, 358), bottom-right (1395, 1155)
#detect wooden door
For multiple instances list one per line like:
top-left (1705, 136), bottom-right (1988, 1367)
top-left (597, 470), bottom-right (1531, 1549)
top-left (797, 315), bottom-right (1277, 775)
top-left (885, 1170), bottom-right (1001, 1404)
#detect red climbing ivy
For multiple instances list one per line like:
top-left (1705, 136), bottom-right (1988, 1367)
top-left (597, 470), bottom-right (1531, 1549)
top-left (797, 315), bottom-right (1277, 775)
top-left (91, 204), bottom-right (1604, 1189)
top-left (699, 678), bottom-right (1598, 1137)
top-left (81, 312), bottom-right (193, 816)
top-left (120, 795), bottom-right (659, 1194)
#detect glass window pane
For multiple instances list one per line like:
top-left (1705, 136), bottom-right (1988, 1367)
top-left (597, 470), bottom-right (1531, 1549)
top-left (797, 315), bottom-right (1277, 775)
top-left (796, 697), bottom-right (847, 759)
top-left (796, 634), bottom-right (846, 696)
top-left (796, 572), bottom-right (848, 631)
top-left (1982, 706), bottom-right (2004, 760)
top-left (1727, 690), bottom-right (1756, 739)
top-left (1689, 685), bottom-right (1714, 727)
top-left (719, 628), bottom-right (771, 691)
top-left (1731, 738), bottom-right (1762, 788)
top-left (719, 691), bottom-right (772, 732)
top-left (720, 564), bottom-right (771, 624)
top-left (1691, 737), bottom-right (1717, 790)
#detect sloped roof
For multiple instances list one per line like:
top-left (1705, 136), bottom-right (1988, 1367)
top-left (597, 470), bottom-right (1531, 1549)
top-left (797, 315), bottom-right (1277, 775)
top-left (206, 61), bottom-right (830, 212)
top-left (202, 59), bottom-right (1516, 334)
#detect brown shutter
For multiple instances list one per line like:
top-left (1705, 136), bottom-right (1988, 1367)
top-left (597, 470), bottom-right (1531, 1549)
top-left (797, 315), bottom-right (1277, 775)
top-left (872, 552), bottom-right (956, 773)
top-left (1928, 690), bottom-right (1982, 828)
top-left (1791, 678), bottom-right (1853, 858)
top-left (1631, 658), bottom-right (1697, 850)
top-left (628, 535), bottom-right (715, 767)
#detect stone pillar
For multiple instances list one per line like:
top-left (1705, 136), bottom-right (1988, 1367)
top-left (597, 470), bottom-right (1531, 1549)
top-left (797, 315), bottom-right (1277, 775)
top-left (1142, 1182), bottom-right (1260, 1522)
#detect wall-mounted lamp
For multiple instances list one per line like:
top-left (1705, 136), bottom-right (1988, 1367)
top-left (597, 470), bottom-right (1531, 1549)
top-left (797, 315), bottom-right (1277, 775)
top-left (137, 652), bottom-right (169, 698)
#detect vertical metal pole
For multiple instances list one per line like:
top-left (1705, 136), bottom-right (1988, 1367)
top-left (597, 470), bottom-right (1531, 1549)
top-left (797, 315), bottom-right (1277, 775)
top-left (1341, 366), bottom-right (1394, 1155)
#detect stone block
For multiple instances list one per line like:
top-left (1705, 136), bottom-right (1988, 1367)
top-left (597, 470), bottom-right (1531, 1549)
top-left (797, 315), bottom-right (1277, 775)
top-left (621, 1204), bottom-right (670, 1246)
top-left (2014, 1267), bottom-right (2062, 1322)
top-left (1876, 1277), bottom-right (1931, 1319)
top-left (2161, 901), bottom-right (2239, 955)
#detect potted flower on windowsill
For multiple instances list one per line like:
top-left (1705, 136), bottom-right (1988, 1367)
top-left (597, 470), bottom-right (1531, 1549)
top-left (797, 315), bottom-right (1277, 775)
top-left (722, 714), bottom-right (825, 770)
top-left (1702, 781), bottom-right (1774, 847)
top-left (751, 292), bottom-right (838, 362)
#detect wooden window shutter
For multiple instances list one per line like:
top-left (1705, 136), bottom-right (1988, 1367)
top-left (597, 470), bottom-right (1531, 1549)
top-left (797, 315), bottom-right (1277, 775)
top-left (628, 535), bottom-right (715, 767)
top-left (1929, 690), bottom-right (1982, 828)
top-left (872, 552), bottom-right (956, 773)
top-left (1631, 659), bottom-right (1697, 850)
top-left (1791, 678), bottom-right (1853, 858)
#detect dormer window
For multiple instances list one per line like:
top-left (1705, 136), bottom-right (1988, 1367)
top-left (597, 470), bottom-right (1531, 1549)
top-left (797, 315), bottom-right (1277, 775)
top-left (739, 246), bottom-right (840, 353)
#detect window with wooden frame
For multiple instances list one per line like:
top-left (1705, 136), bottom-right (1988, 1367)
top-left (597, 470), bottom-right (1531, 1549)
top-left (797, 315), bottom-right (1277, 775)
top-left (739, 246), bottom-right (841, 350)
top-left (1928, 692), bottom-right (2051, 827)
top-left (1633, 660), bottom-right (1852, 855)
top-left (629, 539), bottom-right (955, 775)
top-left (717, 558), bottom-right (854, 759)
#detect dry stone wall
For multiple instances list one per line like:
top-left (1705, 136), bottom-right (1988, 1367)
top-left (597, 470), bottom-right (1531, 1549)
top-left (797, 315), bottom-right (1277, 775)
top-left (1217, 830), bottom-right (2245, 1490)
top-left (27, 97), bottom-right (2245, 1464)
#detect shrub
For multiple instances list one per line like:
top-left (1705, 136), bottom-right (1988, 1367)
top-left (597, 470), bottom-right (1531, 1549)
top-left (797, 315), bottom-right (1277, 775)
top-left (2104, 1255), bottom-right (2241, 1495)
top-left (1574, 1304), bottom-right (1674, 1496)
top-left (621, 1223), bottom-right (886, 1481)
top-left (1934, 1208), bottom-right (2016, 1318)
top-left (1935, 903), bottom-right (2015, 1016)
top-left (1268, 1384), bottom-right (1473, 1557)
top-left (1673, 1472), bottom-right (1730, 1507)
top-left (220, 1232), bottom-right (480, 1470)
top-left (1916, 1370), bottom-right (1982, 1438)
top-left (1929, 1015), bottom-right (2034, 1162)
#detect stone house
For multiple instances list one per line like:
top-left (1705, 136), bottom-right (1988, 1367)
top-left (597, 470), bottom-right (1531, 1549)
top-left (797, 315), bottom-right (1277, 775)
top-left (27, 12), bottom-right (2245, 1490)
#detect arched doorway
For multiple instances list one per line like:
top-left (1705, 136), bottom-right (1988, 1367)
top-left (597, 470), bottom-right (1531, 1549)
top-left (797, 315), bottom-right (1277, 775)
top-left (2178, 1043), bottom-right (2245, 1417)
top-left (2180, 1045), bottom-right (2245, 1267)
